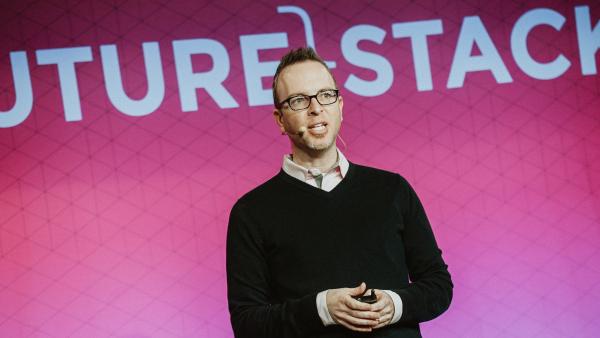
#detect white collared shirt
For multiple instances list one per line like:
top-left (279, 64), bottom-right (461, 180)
top-left (281, 149), bottom-right (403, 326)
top-left (282, 150), bottom-right (349, 192)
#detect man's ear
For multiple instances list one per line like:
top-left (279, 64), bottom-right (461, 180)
top-left (273, 109), bottom-right (286, 133)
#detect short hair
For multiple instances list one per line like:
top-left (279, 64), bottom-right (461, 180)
top-left (272, 47), bottom-right (337, 108)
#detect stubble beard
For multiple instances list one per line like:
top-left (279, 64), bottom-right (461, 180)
top-left (306, 140), bottom-right (332, 151)
top-left (290, 117), bottom-right (341, 154)
top-left (295, 133), bottom-right (336, 153)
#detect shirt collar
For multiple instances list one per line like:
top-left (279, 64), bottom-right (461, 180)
top-left (282, 149), bottom-right (349, 181)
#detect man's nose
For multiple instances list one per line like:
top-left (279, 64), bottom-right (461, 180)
top-left (307, 97), bottom-right (323, 115)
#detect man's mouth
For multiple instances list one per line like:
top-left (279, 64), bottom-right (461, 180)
top-left (307, 122), bottom-right (327, 134)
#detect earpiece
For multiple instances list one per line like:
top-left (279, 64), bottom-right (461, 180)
top-left (298, 126), bottom-right (307, 137)
top-left (280, 126), bottom-right (307, 137)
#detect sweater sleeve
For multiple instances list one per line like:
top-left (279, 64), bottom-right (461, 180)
top-left (226, 201), bottom-right (325, 338)
top-left (391, 176), bottom-right (453, 324)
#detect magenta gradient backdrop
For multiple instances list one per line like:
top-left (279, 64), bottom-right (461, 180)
top-left (1, 0), bottom-right (600, 337)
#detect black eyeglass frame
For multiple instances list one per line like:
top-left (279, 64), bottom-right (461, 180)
top-left (277, 89), bottom-right (340, 111)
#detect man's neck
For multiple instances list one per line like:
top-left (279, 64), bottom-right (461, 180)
top-left (290, 146), bottom-right (338, 172)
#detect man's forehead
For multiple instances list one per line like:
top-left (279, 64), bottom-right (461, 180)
top-left (277, 61), bottom-right (335, 96)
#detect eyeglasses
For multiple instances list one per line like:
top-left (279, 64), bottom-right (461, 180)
top-left (278, 89), bottom-right (339, 111)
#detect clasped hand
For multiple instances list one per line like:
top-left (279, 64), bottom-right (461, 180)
top-left (326, 282), bottom-right (395, 332)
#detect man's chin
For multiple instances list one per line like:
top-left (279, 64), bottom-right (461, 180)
top-left (307, 144), bottom-right (327, 151)
top-left (305, 139), bottom-right (335, 151)
top-left (291, 138), bottom-right (334, 153)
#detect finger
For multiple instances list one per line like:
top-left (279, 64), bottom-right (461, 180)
top-left (371, 300), bottom-right (385, 311)
top-left (371, 290), bottom-right (392, 311)
top-left (337, 313), bottom-right (375, 328)
top-left (371, 299), bottom-right (390, 312)
top-left (372, 314), bottom-right (392, 329)
top-left (337, 318), bottom-right (374, 332)
top-left (339, 312), bottom-right (379, 327)
top-left (373, 322), bottom-right (387, 329)
top-left (349, 282), bottom-right (367, 296)
top-left (344, 296), bottom-right (373, 311)
top-left (346, 309), bottom-right (380, 320)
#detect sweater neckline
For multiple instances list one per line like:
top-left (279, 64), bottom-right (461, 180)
top-left (277, 161), bottom-right (357, 198)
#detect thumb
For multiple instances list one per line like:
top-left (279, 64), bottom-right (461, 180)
top-left (349, 282), bottom-right (367, 296)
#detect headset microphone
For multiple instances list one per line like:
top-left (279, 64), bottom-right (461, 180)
top-left (297, 126), bottom-right (307, 137)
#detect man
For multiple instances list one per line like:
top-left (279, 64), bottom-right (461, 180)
top-left (226, 47), bottom-right (452, 338)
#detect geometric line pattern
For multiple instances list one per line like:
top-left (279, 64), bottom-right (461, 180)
top-left (1, 1), bottom-right (599, 337)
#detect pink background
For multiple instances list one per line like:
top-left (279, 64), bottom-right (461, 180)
top-left (1, 0), bottom-right (599, 337)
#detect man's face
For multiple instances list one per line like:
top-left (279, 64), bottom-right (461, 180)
top-left (273, 61), bottom-right (343, 154)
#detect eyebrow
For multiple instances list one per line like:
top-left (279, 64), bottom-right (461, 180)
top-left (284, 88), bottom-right (336, 99)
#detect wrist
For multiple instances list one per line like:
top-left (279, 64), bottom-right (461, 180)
top-left (317, 290), bottom-right (336, 326)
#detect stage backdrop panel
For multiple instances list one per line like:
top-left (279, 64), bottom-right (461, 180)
top-left (1, 0), bottom-right (599, 337)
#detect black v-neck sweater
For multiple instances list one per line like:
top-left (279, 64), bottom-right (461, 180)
top-left (227, 163), bottom-right (452, 338)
